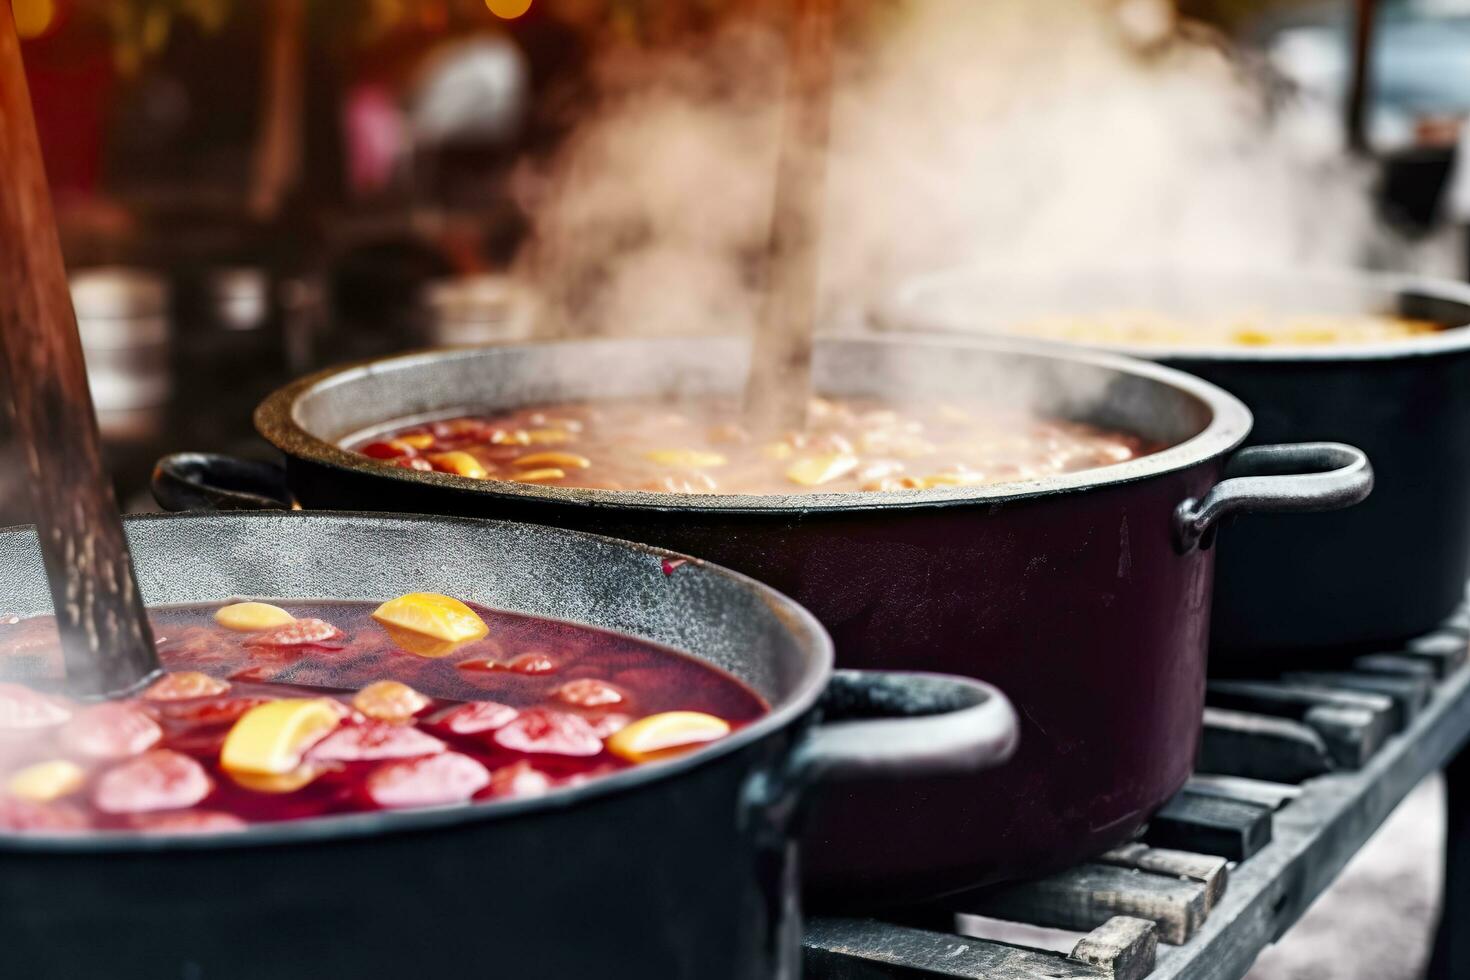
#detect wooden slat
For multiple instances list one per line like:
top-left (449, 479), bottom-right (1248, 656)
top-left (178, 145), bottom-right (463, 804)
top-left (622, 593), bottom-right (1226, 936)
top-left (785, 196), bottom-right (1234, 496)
top-left (1405, 631), bottom-right (1469, 676)
top-left (1185, 774), bottom-right (1302, 811)
top-left (1282, 670), bottom-right (1432, 728)
top-left (1198, 708), bottom-right (1334, 783)
top-left (804, 917), bottom-right (1112, 979)
top-left (1096, 844), bottom-right (1228, 911)
top-left (946, 863), bottom-right (1209, 946)
top-left (1206, 680), bottom-right (1395, 767)
top-left (1071, 916), bottom-right (1158, 980)
top-left (1353, 652), bottom-right (1440, 681)
top-left (1150, 654), bottom-right (1470, 980)
top-left (1144, 792), bottom-right (1272, 862)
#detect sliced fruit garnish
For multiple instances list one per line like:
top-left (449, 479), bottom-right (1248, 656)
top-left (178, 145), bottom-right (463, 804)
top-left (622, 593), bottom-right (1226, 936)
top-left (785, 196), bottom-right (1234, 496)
top-left (513, 452), bottom-right (590, 470)
top-left (214, 602), bottom-right (296, 632)
top-left (245, 618), bottom-right (344, 648)
top-left (60, 703), bottom-right (162, 760)
top-left (220, 699), bottom-right (341, 776)
top-left (605, 711), bottom-right (731, 763)
top-left (512, 467), bottom-right (566, 483)
top-left (426, 700), bottom-right (518, 735)
top-left (643, 448), bottom-right (727, 469)
top-left (6, 760), bottom-right (85, 803)
top-left (396, 433), bottom-right (436, 450)
top-left (555, 679), bottom-right (624, 708)
top-left (785, 453), bottom-right (859, 487)
top-left (307, 721), bottom-right (445, 762)
top-left (93, 750), bottom-right (212, 814)
top-left (509, 652), bottom-right (557, 675)
top-left (143, 671), bottom-right (231, 702)
top-left (373, 593), bottom-right (489, 649)
top-left (427, 451), bottom-right (489, 479)
top-left (0, 682), bottom-right (71, 731)
top-left (493, 709), bottom-right (603, 757)
top-left (365, 752), bottom-right (490, 808)
top-left (489, 760), bottom-right (552, 799)
top-left (352, 680), bottom-right (431, 722)
top-left (0, 796), bottom-right (86, 832)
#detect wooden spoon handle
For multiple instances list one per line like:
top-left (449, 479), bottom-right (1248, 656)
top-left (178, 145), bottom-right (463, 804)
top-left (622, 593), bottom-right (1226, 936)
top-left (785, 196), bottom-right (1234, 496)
top-left (0, 6), bottom-right (160, 697)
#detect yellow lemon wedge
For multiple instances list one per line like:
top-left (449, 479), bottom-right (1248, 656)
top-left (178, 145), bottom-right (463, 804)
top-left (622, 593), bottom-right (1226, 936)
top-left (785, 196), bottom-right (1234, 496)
top-left (427, 452), bottom-right (489, 479)
top-left (606, 711), bottom-right (731, 764)
top-left (644, 449), bottom-right (727, 469)
top-left (785, 453), bottom-right (859, 487)
top-left (6, 760), bottom-right (85, 802)
top-left (372, 593), bottom-right (490, 659)
top-left (214, 601), bottom-right (296, 632)
top-left (220, 699), bottom-right (341, 776)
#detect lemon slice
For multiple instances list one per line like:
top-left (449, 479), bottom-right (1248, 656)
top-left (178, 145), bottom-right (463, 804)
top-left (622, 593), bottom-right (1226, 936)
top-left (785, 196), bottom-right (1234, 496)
top-left (229, 766), bottom-right (325, 794)
top-left (220, 699), bottom-right (341, 776)
top-left (427, 452), bottom-right (489, 479)
top-left (215, 602), bottom-right (296, 632)
top-left (6, 760), bottom-right (85, 802)
top-left (644, 449), bottom-right (727, 469)
top-left (606, 711), bottom-right (731, 763)
top-left (372, 593), bottom-right (489, 658)
top-left (786, 454), bottom-right (859, 487)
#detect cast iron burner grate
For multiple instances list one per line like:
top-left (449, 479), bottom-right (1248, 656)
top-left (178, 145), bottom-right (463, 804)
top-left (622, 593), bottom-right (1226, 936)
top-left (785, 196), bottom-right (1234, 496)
top-left (804, 597), bottom-right (1470, 980)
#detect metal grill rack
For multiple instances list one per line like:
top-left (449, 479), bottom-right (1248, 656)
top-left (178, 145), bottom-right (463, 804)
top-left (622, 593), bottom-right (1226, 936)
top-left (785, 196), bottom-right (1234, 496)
top-left (805, 602), bottom-right (1470, 980)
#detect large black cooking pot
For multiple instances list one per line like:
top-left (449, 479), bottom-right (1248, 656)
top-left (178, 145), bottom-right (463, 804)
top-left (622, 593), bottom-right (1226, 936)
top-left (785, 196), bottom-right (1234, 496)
top-left (885, 269), bottom-right (1470, 658)
top-left (0, 511), bottom-right (1016, 979)
top-left (154, 336), bottom-right (1372, 900)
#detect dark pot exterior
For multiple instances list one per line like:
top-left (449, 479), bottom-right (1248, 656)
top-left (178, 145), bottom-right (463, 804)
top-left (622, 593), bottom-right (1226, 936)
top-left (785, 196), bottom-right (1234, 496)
top-left (1164, 347), bottom-right (1470, 658)
top-left (885, 269), bottom-right (1470, 659)
top-left (1, 731), bottom-right (801, 979)
top-left (286, 452), bottom-right (1220, 899)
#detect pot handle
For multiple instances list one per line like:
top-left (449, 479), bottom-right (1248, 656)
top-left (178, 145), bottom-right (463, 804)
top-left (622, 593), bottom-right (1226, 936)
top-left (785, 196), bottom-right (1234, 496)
top-left (789, 670), bottom-right (1019, 783)
top-left (151, 452), bottom-right (296, 512)
top-left (1174, 442), bottom-right (1373, 552)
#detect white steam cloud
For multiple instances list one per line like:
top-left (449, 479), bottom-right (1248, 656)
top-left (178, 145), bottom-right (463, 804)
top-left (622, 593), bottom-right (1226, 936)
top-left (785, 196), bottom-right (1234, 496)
top-left (513, 0), bottom-right (1390, 342)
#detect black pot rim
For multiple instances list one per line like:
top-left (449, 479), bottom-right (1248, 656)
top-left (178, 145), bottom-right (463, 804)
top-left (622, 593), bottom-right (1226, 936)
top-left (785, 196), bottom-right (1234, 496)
top-left (253, 335), bottom-right (1253, 514)
top-left (0, 510), bottom-right (834, 854)
top-left (884, 267), bottom-right (1470, 364)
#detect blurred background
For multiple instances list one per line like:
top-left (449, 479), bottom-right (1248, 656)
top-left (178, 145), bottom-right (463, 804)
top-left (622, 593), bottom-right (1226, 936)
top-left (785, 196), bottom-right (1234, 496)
top-left (7, 0), bottom-right (1470, 511)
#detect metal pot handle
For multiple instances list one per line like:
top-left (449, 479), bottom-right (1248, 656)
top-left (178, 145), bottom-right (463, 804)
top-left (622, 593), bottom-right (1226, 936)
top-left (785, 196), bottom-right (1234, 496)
top-left (1174, 442), bottom-right (1373, 552)
top-left (151, 452), bottom-right (296, 512)
top-left (790, 670), bottom-right (1019, 783)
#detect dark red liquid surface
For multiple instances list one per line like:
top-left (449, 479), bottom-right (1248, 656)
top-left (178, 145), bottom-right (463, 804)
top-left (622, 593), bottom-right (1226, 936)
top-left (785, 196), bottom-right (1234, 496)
top-left (0, 600), bottom-right (766, 835)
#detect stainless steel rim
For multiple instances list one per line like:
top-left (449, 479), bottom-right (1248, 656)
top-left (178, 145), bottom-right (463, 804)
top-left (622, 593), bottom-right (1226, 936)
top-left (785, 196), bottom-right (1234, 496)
top-left (254, 335), bottom-right (1255, 513)
top-left (0, 510), bottom-right (835, 854)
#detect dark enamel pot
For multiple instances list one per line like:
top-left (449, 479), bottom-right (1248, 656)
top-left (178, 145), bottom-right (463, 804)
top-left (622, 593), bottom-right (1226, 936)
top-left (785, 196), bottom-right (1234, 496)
top-left (154, 336), bottom-right (1372, 900)
top-left (0, 512), bottom-right (1016, 979)
top-left (886, 269), bottom-right (1470, 659)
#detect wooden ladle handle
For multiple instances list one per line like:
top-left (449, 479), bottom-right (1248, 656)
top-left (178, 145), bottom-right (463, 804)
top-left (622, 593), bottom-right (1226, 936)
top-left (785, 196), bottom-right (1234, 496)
top-left (0, 5), bottom-right (160, 697)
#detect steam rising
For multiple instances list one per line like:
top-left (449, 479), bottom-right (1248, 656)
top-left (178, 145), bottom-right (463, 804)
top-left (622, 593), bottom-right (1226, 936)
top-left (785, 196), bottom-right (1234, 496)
top-left (514, 0), bottom-right (1387, 350)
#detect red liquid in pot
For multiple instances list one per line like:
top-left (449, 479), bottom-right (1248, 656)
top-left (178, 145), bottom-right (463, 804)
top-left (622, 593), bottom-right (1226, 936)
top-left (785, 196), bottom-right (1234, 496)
top-left (0, 600), bottom-right (766, 835)
top-left (346, 396), bottom-right (1157, 494)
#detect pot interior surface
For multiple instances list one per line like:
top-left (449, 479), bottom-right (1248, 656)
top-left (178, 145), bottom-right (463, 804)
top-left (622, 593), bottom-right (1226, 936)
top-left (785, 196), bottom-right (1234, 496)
top-left (272, 337), bottom-right (1236, 503)
top-left (0, 511), bottom-right (830, 847)
top-left (884, 268), bottom-right (1470, 358)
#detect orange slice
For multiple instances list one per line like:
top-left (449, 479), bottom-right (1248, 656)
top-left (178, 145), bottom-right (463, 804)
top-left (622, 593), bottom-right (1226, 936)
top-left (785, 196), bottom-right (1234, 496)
top-left (220, 699), bottom-right (340, 776)
top-left (606, 711), bottom-right (731, 764)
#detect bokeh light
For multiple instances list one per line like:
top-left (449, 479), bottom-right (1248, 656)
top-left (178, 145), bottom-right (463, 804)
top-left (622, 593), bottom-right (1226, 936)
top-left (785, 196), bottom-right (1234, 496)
top-left (485, 0), bottom-right (533, 20)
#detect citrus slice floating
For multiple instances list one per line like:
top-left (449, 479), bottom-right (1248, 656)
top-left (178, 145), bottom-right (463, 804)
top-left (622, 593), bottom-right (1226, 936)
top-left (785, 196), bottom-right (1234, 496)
top-left (606, 711), bottom-right (731, 763)
top-left (220, 699), bottom-right (341, 776)
top-left (6, 760), bottom-right (85, 803)
top-left (372, 593), bottom-right (489, 659)
top-left (214, 602), bottom-right (296, 632)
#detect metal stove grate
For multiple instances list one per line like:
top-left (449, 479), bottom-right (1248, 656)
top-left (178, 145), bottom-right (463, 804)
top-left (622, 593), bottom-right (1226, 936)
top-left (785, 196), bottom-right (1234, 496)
top-left (805, 601), bottom-right (1470, 980)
